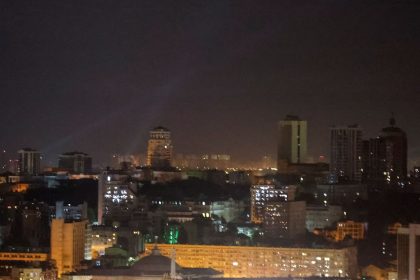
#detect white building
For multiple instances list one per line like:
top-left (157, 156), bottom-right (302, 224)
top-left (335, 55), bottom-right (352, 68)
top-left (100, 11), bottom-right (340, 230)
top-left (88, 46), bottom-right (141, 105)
top-left (397, 224), bottom-right (420, 280)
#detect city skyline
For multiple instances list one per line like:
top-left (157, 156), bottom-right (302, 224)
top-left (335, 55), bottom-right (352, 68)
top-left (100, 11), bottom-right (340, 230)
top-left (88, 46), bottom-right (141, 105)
top-left (0, 117), bottom-right (415, 170)
top-left (2, 2), bottom-right (420, 280)
top-left (1, 1), bottom-right (419, 167)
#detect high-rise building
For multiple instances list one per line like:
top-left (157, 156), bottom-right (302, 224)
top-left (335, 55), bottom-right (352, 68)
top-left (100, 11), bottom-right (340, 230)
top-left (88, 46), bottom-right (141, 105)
top-left (397, 224), bottom-right (420, 280)
top-left (97, 171), bottom-right (138, 225)
top-left (58, 151), bottom-right (92, 174)
top-left (380, 117), bottom-right (407, 183)
top-left (277, 115), bottom-right (307, 171)
top-left (330, 125), bottom-right (362, 182)
top-left (250, 184), bottom-right (296, 223)
top-left (18, 148), bottom-right (41, 175)
top-left (50, 218), bottom-right (89, 277)
top-left (363, 117), bottom-right (407, 184)
top-left (146, 126), bottom-right (173, 169)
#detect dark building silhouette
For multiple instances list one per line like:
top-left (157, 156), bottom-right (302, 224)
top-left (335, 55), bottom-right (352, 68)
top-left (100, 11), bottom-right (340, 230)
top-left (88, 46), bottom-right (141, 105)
top-left (329, 125), bottom-right (362, 182)
top-left (146, 126), bottom-right (173, 169)
top-left (59, 151), bottom-right (92, 173)
top-left (362, 117), bottom-right (407, 184)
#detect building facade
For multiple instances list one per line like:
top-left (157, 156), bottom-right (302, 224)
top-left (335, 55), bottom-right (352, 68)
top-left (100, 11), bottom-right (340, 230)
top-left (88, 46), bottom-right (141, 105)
top-left (146, 126), bottom-right (173, 169)
top-left (58, 151), bottom-right (92, 173)
top-left (336, 220), bottom-right (366, 241)
top-left (97, 171), bottom-right (138, 225)
top-left (362, 117), bottom-right (407, 185)
top-left (250, 184), bottom-right (296, 223)
top-left (277, 115), bottom-right (307, 171)
top-left (264, 200), bottom-right (306, 239)
top-left (50, 219), bottom-right (89, 277)
top-left (306, 205), bottom-right (343, 232)
top-left (330, 125), bottom-right (363, 182)
top-left (397, 224), bottom-right (420, 280)
top-left (18, 148), bottom-right (41, 175)
top-left (210, 199), bottom-right (245, 223)
top-left (144, 243), bottom-right (358, 279)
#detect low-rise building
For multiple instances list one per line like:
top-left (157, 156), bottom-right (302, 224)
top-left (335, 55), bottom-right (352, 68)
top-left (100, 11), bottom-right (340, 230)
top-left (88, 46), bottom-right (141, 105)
top-left (336, 220), bottom-right (366, 241)
top-left (62, 245), bottom-right (220, 280)
top-left (210, 198), bottom-right (245, 223)
top-left (144, 243), bottom-right (358, 279)
top-left (306, 205), bottom-right (343, 232)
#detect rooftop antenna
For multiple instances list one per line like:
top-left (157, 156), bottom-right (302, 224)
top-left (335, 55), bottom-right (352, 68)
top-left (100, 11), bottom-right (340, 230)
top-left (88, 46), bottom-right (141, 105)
top-left (390, 112), bottom-right (396, 127)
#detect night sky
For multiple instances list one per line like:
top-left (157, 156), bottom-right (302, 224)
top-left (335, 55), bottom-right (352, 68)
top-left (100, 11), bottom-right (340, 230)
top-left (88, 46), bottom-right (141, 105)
top-left (1, 1), bottom-right (419, 167)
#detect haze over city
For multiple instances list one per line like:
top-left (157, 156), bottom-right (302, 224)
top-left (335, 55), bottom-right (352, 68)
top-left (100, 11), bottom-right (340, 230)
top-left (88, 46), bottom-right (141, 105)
top-left (1, 1), bottom-right (419, 167)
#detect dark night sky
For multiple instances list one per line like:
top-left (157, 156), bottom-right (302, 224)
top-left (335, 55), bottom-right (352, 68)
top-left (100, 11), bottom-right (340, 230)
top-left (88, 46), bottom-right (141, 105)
top-left (1, 1), bottom-right (419, 167)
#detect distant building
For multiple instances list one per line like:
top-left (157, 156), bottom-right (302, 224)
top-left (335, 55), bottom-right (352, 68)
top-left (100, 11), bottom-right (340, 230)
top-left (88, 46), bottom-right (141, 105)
top-left (397, 224), bottom-right (420, 280)
top-left (277, 115), bottom-right (308, 171)
top-left (58, 151), bottom-right (92, 174)
top-left (151, 169), bottom-right (185, 184)
top-left (250, 184), bottom-right (296, 223)
top-left (306, 205), bottom-right (343, 232)
top-left (200, 154), bottom-right (231, 170)
top-left (264, 200), bottom-right (306, 239)
top-left (336, 220), bottom-right (366, 241)
top-left (330, 125), bottom-right (362, 182)
top-left (146, 126), bottom-right (173, 169)
top-left (97, 171), bottom-right (138, 225)
top-left (145, 243), bottom-right (358, 278)
top-left (227, 170), bottom-right (252, 185)
top-left (315, 183), bottom-right (367, 206)
top-left (210, 198), bottom-right (245, 223)
top-left (53, 201), bottom-right (88, 221)
top-left (50, 219), bottom-right (90, 277)
top-left (362, 117), bottom-right (407, 185)
top-left (172, 153), bottom-right (201, 169)
top-left (18, 148), bottom-right (41, 175)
